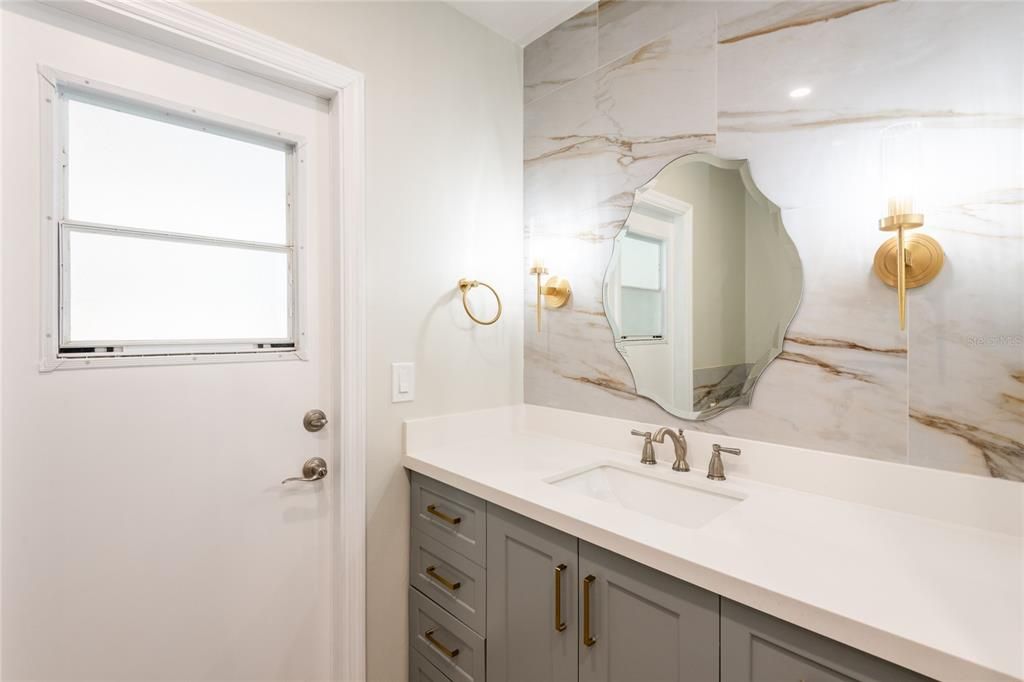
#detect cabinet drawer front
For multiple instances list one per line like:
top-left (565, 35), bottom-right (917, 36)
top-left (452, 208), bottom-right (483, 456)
top-left (410, 587), bottom-right (486, 682)
top-left (411, 529), bottom-right (487, 635)
top-left (411, 472), bottom-right (487, 566)
top-left (410, 647), bottom-right (454, 682)
top-left (721, 600), bottom-right (934, 682)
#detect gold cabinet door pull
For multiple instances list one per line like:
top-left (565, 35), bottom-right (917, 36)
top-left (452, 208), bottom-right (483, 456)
top-left (424, 628), bottom-right (459, 658)
top-left (582, 574), bottom-right (597, 647)
top-left (426, 504), bottom-right (462, 526)
top-left (425, 565), bottom-right (461, 591)
top-left (554, 563), bottom-right (567, 632)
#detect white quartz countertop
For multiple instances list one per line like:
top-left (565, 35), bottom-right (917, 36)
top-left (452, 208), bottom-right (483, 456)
top-left (403, 428), bottom-right (1023, 682)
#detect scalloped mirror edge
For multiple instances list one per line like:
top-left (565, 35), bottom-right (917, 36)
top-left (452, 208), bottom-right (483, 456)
top-left (602, 152), bottom-right (804, 420)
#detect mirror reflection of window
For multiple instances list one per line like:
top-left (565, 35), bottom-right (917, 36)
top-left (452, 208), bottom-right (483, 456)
top-left (602, 154), bottom-right (803, 420)
top-left (618, 233), bottom-right (663, 339)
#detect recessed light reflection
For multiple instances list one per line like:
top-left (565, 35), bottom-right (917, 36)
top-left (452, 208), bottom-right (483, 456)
top-left (789, 87), bottom-right (812, 99)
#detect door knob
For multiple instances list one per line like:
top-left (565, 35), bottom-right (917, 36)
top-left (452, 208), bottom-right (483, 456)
top-left (303, 409), bottom-right (328, 432)
top-left (281, 457), bottom-right (328, 484)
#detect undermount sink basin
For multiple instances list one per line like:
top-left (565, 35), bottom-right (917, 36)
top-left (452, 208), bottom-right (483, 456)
top-left (548, 463), bottom-right (744, 529)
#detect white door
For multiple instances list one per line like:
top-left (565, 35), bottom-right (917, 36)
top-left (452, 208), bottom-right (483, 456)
top-left (2, 7), bottom-right (337, 680)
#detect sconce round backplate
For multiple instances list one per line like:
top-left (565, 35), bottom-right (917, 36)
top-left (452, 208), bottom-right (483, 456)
top-left (873, 233), bottom-right (944, 289)
top-left (542, 276), bottom-right (572, 308)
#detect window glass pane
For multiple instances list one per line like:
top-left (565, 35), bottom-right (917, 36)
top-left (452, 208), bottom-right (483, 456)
top-left (620, 287), bottom-right (663, 337)
top-left (66, 98), bottom-right (288, 244)
top-left (66, 230), bottom-right (289, 343)
top-left (620, 234), bottom-right (662, 290)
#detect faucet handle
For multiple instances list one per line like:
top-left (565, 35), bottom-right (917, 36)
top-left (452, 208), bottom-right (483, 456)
top-left (630, 429), bottom-right (656, 465)
top-left (708, 443), bottom-right (741, 481)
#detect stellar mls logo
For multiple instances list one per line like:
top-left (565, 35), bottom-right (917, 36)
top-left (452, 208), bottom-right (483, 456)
top-left (965, 335), bottom-right (1023, 347)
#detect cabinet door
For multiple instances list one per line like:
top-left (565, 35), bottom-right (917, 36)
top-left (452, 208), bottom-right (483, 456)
top-left (579, 541), bottom-right (719, 682)
top-left (486, 505), bottom-right (579, 682)
top-left (722, 600), bottom-right (934, 682)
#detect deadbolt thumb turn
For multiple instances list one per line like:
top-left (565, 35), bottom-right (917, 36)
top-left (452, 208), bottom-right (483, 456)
top-left (303, 409), bottom-right (328, 432)
top-left (281, 457), bottom-right (328, 484)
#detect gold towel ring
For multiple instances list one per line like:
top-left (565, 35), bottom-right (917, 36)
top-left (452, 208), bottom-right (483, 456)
top-left (457, 278), bottom-right (502, 326)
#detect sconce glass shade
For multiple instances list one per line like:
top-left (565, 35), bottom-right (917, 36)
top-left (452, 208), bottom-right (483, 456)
top-left (874, 121), bottom-right (941, 332)
top-left (880, 122), bottom-right (922, 219)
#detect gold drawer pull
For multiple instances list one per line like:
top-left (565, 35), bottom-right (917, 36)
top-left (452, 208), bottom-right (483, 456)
top-left (583, 575), bottom-right (597, 647)
top-left (424, 628), bottom-right (459, 658)
top-left (426, 565), bottom-right (461, 591)
top-left (426, 504), bottom-right (462, 526)
top-left (554, 563), bottom-right (567, 632)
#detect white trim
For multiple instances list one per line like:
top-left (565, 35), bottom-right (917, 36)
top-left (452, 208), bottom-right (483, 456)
top-left (634, 187), bottom-right (691, 217)
top-left (47, 65), bottom-right (308, 149)
top-left (38, 0), bottom-right (361, 97)
top-left (335, 76), bottom-right (367, 682)
top-left (30, 2), bottom-right (367, 679)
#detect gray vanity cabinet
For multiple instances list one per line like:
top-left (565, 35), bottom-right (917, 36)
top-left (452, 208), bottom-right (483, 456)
top-left (486, 505), bottom-right (579, 682)
top-left (485, 507), bottom-right (719, 682)
top-left (579, 542), bottom-right (720, 682)
top-left (721, 599), bottom-right (932, 682)
top-left (410, 472), bottom-right (935, 682)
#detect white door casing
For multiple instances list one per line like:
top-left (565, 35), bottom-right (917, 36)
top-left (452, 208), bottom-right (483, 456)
top-left (1, 2), bottom-right (366, 679)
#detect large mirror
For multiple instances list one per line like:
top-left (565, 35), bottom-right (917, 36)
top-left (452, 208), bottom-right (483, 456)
top-left (603, 153), bottom-right (802, 420)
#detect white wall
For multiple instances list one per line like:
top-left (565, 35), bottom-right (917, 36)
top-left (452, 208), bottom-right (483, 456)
top-left (195, 3), bottom-right (524, 679)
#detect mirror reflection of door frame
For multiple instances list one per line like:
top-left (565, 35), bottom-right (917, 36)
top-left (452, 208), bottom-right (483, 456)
top-left (634, 189), bottom-right (695, 412)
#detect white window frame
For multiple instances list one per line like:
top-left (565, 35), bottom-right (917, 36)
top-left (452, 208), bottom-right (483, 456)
top-left (38, 67), bottom-right (308, 370)
top-left (617, 230), bottom-right (667, 342)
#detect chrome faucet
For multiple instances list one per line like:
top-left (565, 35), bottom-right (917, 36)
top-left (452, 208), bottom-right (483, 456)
top-left (707, 443), bottom-right (741, 480)
top-left (630, 430), bottom-right (656, 465)
top-left (653, 428), bottom-right (689, 472)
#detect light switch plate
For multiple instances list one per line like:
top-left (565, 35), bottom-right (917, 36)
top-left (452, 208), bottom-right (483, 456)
top-left (392, 362), bottom-right (415, 403)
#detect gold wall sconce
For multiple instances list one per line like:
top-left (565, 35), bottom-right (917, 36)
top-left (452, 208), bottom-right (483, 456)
top-left (872, 123), bottom-right (944, 330)
top-left (528, 261), bottom-right (571, 332)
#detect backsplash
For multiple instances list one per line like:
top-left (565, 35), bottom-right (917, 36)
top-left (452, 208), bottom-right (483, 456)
top-left (523, 0), bottom-right (1023, 480)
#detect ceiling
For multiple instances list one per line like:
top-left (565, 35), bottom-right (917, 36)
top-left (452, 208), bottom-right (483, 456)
top-left (447, 1), bottom-right (593, 47)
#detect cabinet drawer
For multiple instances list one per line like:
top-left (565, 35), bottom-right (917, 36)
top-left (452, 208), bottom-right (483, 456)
top-left (410, 587), bottom-right (486, 682)
top-left (721, 600), bottom-right (934, 682)
top-left (410, 647), bottom-right (454, 682)
top-left (411, 472), bottom-right (486, 566)
top-left (411, 530), bottom-right (486, 635)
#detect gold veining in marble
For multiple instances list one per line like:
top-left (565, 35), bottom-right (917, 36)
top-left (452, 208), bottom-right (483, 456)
top-left (785, 335), bottom-right (906, 355)
top-left (718, 110), bottom-right (1019, 133)
top-left (779, 351), bottom-right (876, 384)
top-left (560, 369), bottom-right (638, 397)
top-left (718, 0), bottom-right (896, 45)
top-left (1000, 393), bottom-right (1024, 418)
top-left (911, 410), bottom-right (1024, 481)
top-left (526, 133), bottom-right (716, 167)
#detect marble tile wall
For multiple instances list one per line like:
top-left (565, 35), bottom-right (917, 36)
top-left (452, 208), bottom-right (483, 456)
top-left (524, 0), bottom-right (1024, 480)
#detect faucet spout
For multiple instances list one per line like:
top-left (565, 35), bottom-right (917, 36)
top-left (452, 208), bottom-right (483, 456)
top-left (653, 428), bottom-right (689, 472)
